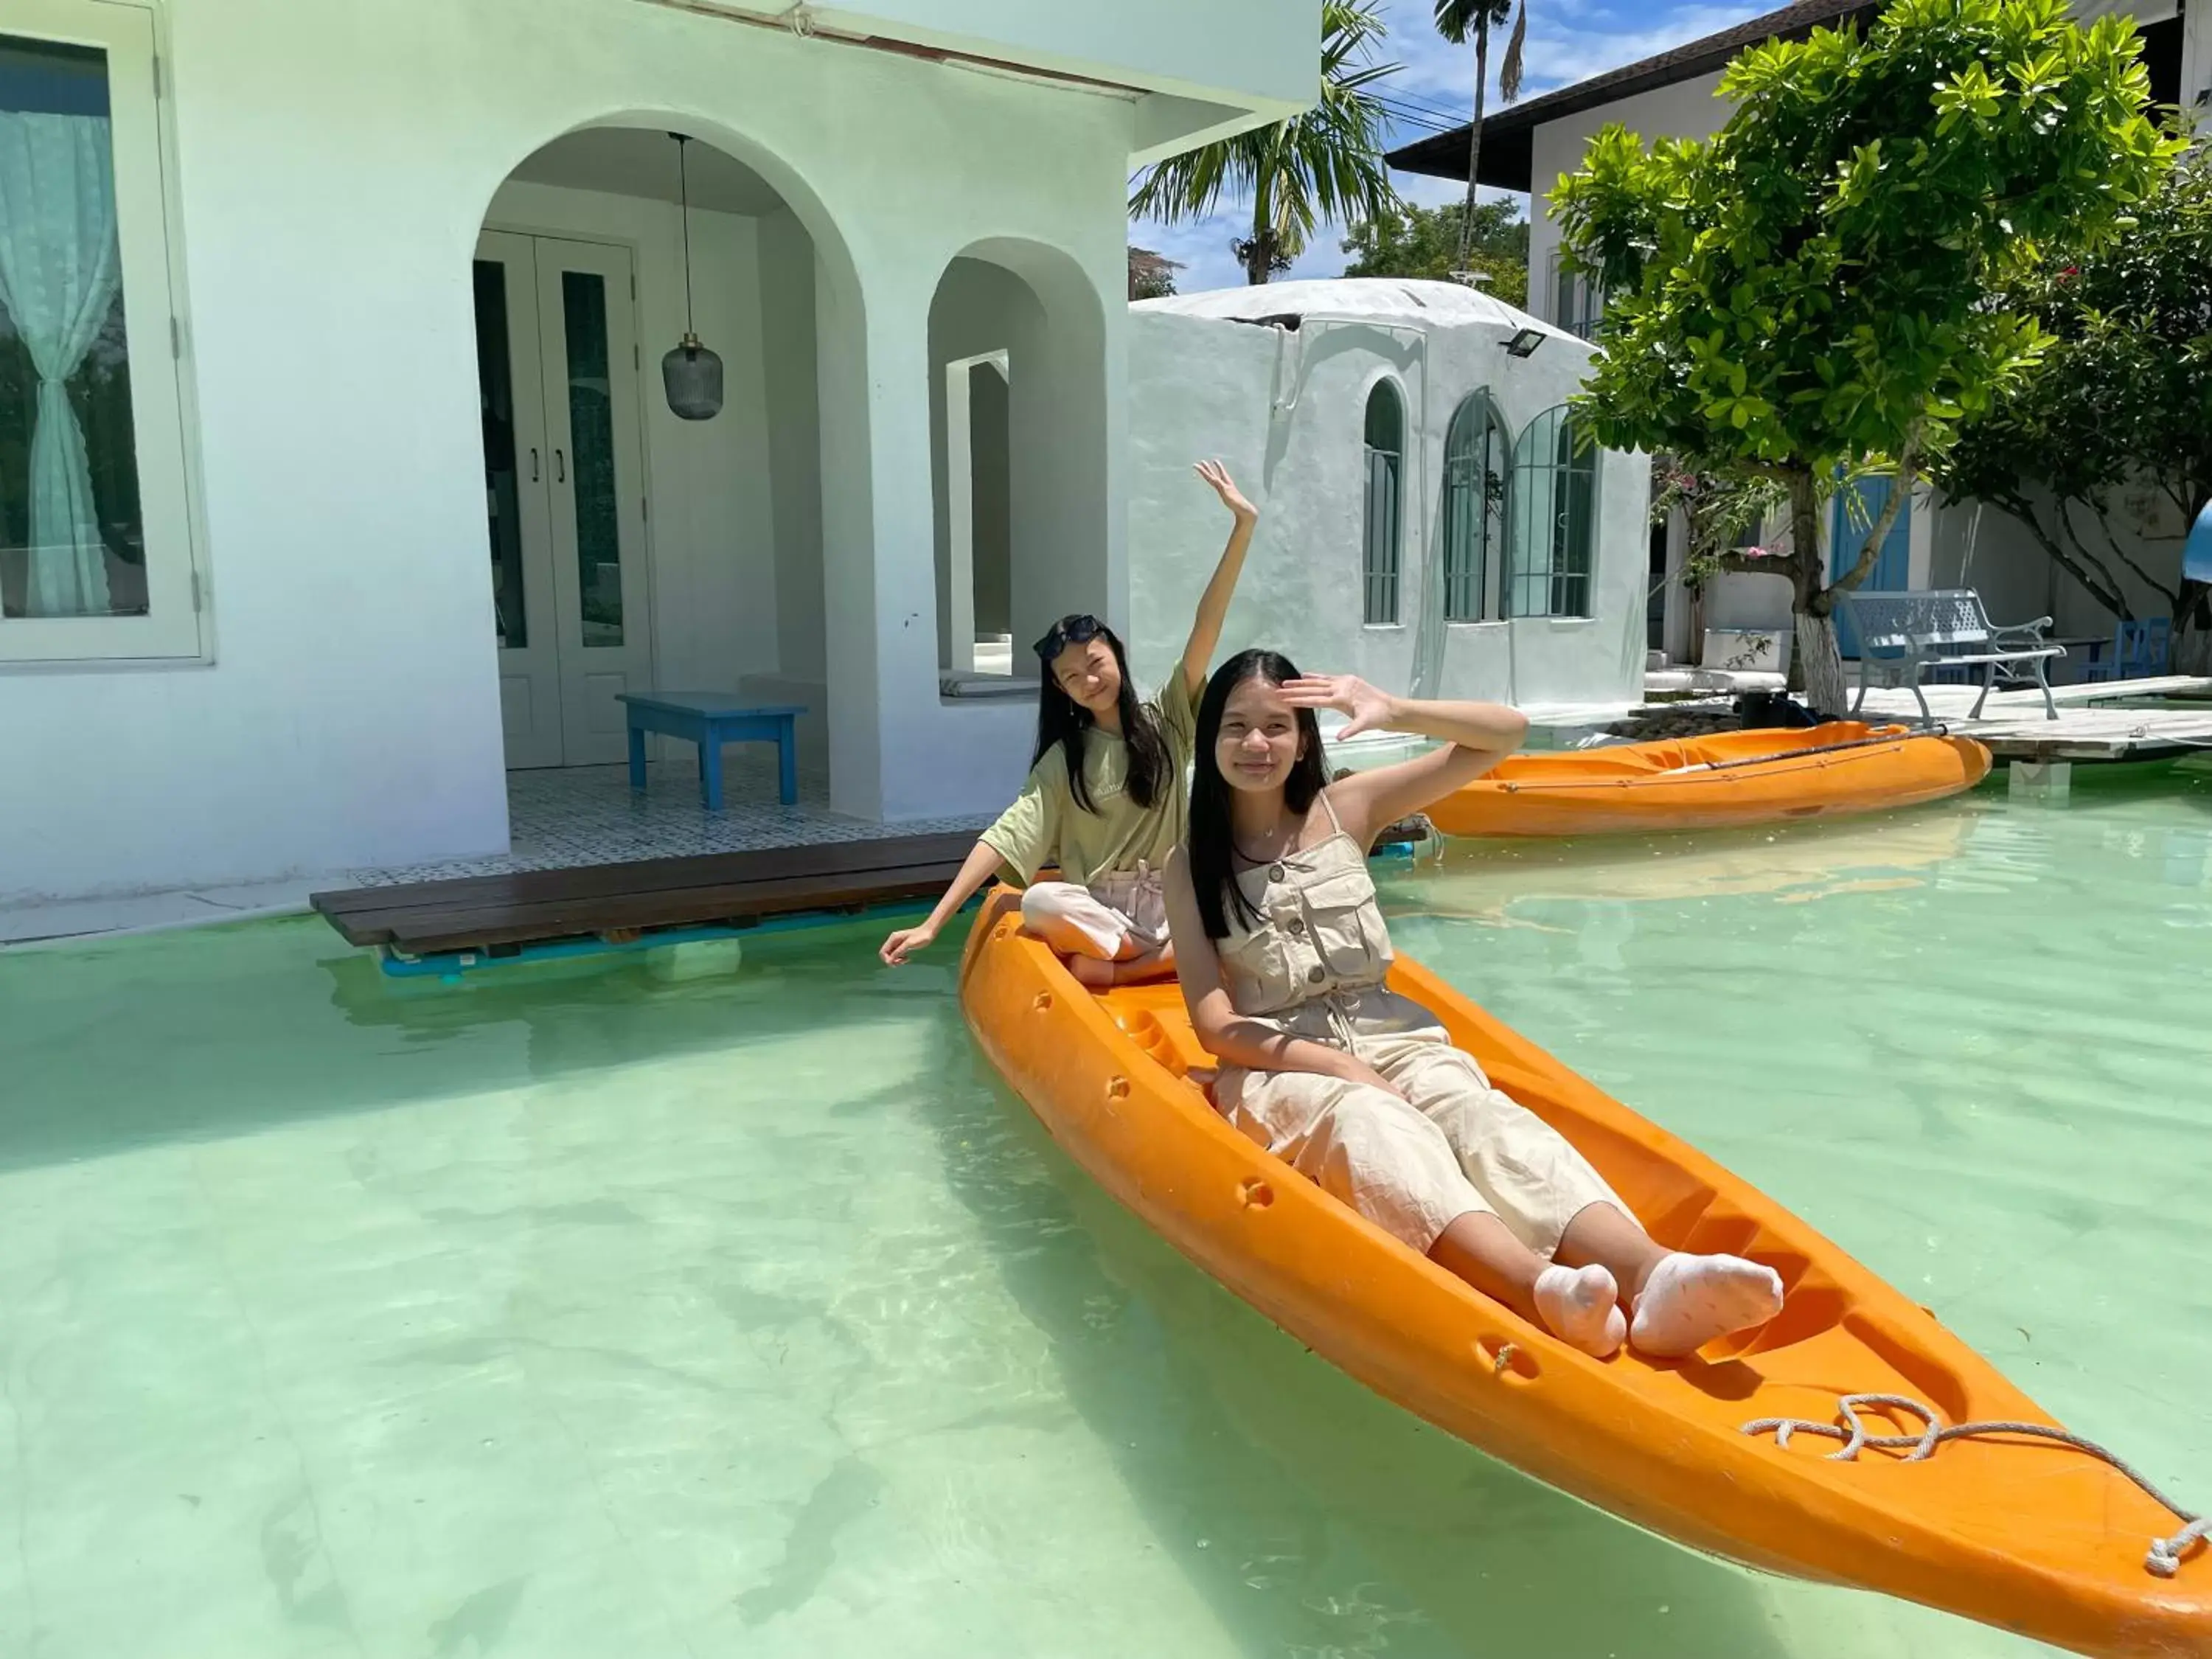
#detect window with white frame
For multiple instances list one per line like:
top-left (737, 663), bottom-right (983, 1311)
top-left (0, 2), bottom-right (198, 664)
top-left (1361, 379), bottom-right (1403, 625)
top-left (1551, 253), bottom-right (1604, 342)
top-left (1506, 403), bottom-right (1599, 619)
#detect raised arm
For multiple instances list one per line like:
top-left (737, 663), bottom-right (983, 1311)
top-left (1278, 675), bottom-right (1528, 851)
top-left (1163, 849), bottom-right (1407, 1097)
top-left (1180, 461), bottom-right (1259, 699)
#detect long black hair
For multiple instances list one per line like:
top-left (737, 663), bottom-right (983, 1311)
top-left (1033, 618), bottom-right (1172, 815)
top-left (1188, 648), bottom-right (1329, 939)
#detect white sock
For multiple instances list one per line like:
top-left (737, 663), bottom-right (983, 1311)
top-left (1534, 1263), bottom-right (1625, 1358)
top-left (1629, 1253), bottom-right (1784, 1358)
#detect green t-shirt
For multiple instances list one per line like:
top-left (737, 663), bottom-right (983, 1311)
top-left (981, 673), bottom-right (1200, 888)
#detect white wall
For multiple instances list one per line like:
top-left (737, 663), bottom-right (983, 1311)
top-left (758, 206), bottom-right (824, 681)
top-left (1126, 304), bottom-right (1647, 715)
top-left (928, 257), bottom-right (1034, 666)
top-left (747, 205), bottom-right (835, 775)
top-left (1528, 70), bottom-right (1728, 330)
top-left (1929, 487), bottom-right (2188, 647)
top-left (824, 0), bottom-right (1318, 116)
top-left (0, 0), bottom-right (1134, 902)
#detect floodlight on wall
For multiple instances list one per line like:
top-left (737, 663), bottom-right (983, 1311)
top-left (661, 133), bottom-right (725, 421)
top-left (1505, 327), bottom-right (1546, 359)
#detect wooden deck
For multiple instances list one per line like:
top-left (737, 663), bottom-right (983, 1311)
top-left (1854, 675), bottom-right (2212, 762)
top-left (312, 831), bottom-right (977, 958)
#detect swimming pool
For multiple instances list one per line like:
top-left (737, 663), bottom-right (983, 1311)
top-left (2, 769), bottom-right (2206, 1658)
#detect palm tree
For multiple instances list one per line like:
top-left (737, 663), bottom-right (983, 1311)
top-left (1433, 0), bottom-right (1528, 267)
top-left (1130, 0), bottom-right (1399, 287)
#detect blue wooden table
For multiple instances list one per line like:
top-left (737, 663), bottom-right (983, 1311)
top-left (616, 692), bottom-right (807, 810)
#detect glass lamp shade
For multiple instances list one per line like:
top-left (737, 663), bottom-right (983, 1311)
top-left (662, 334), bottom-right (724, 420)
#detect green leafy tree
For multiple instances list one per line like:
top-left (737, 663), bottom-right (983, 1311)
top-left (1340, 198), bottom-right (1529, 306)
top-left (1554, 0), bottom-right (2177, 712)
top-left (1433, 0), bottom-right (1528, 267)
top-left (1127, 246), bottom-right (1180, 301)
top-left (1131, 0), bottom-right (1399, 287)
top-left (1939, 149), bottom-right (2212, 672)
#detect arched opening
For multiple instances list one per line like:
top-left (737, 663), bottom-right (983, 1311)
top-left (1441, 391), bottom-right (1509, 622)
top-left (928, 241), bottom-right (1108, 692)
top-left (468, 122), bottom-right (852, 815)
top-left (1363, 380), bottom-right (1405, 626)
top-left (1506, 403), bottom-right (1599, 619)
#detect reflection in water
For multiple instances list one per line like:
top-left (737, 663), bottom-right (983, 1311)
top-left (1394, 804), bottom-right (1977, 924)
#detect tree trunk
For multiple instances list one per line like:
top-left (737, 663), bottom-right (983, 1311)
top-left (1795, 613), bottom-right (1849, 718)
top-left (1801, 451), bottom-right (1919, 717)
top-left (1457, 21), bottom-right (1491, 265)
top-left (1247, 177), bottom-right (1273, 285)
top-left (1779, 467), bottom-right (1852, 716)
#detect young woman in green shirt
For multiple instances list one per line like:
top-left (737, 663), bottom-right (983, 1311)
top-left (879, 460), bottom-right (1258, 985)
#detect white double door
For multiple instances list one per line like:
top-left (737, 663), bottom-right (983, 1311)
top-left (473, 231), bottom-right (653, 768)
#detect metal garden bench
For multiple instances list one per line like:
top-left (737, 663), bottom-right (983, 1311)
top-left (1841, 589), bottom-right (2063, 723)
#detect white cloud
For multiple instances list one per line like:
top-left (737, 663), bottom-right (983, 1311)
top-left (1129, 0), bottom-right (1770, 294)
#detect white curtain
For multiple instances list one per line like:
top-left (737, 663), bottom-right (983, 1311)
top-left (0, 110), bottom-right (122, 618)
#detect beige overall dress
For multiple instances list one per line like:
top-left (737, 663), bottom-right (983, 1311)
top-left (1212, 793), bottom-right (1626, 1257)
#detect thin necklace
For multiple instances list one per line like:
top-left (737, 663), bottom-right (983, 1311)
top-left (1232, 813), bottom-right (1301, 866)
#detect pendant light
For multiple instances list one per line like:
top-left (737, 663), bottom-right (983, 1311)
top-left (662, 133), bottom-right (724, 421)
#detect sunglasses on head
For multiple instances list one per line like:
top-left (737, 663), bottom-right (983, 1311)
top-left (1033, 613), bottom-right (1105, 661)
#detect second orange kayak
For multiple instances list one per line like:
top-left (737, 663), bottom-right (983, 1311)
top-left (1427, 721), bottom-right (1993, 838)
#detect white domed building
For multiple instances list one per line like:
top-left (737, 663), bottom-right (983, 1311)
top-left (1124, 278), bottom-right (1652, 734)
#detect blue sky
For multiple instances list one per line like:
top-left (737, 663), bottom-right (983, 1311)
top-left (1129, 0), bottom-right (1764, 293)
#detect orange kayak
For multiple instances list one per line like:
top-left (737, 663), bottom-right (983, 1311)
top-left (959, 894), bottom-right (2208, 1658)
top-left (1427, 721), bottom-right (1993, 838)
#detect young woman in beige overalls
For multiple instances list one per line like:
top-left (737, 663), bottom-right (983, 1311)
top-left (1161, 650), bottom-right (1786, 1358)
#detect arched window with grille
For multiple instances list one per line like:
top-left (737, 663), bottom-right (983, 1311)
top-left (1506, 404), bottom-right (1599, 619)
top-left (1440, 392), bottom-right (1509, 622)
top-left (1361, 380), bottom-right (1405, 625)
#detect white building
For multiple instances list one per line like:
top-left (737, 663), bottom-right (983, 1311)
top-left (1387, 0), bottom-right (2200, 672)
top-left (0, 0), bottom-right (1320, 906)
top-left (1124, 279), bottom-right (1649, 720)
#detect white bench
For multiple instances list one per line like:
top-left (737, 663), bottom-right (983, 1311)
top-left (1842, 589), bottom-right (2064, 723)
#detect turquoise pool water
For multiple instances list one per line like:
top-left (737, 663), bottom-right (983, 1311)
top-left (2, 769), bottom-right (2208, 1658)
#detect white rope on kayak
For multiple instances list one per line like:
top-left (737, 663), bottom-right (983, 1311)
top-left (1742, 1393), bottom-right (2206, 1579)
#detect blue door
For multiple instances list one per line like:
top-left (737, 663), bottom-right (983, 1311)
top-left (1831, 477), bottom-right (1910, 658)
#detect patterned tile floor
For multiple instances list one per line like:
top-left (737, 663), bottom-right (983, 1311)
top-left (348, 755), bottom-right (993, 888)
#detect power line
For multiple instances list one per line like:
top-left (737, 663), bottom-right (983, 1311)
top-left (1386, 87), bottom-right (1472, 123)
top-left (1374, 96), bottom-right (1460, 134)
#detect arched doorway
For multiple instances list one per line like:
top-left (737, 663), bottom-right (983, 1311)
top-left (470, 123), bottom-right (849, 794)
top-left (927, 240), bottom-right (1107, 692)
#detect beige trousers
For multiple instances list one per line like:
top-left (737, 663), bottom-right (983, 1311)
top-left (1219, 1031), bottom-right (1624, 1258)
top-left (1020, 865), bottom-right (1169, 959)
